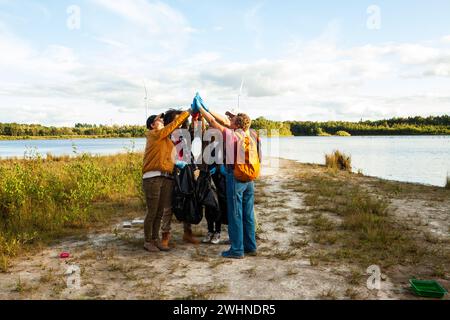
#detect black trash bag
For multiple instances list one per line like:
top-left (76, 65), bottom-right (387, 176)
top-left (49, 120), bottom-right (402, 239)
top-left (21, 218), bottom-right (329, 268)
top-left (197, 170), bottom-right (221, 224)
top-left (211, 169), bottom-right (228, 225)
top-left (172, 165), bottom-right (203, 225)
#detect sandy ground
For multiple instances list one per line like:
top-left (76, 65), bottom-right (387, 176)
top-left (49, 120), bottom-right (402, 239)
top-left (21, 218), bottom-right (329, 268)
top-left (0, 159), bottom-right (448, 300)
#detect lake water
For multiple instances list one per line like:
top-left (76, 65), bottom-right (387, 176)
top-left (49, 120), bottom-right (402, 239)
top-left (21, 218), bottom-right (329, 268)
top-left (0, 136), bottom-right (449, 187)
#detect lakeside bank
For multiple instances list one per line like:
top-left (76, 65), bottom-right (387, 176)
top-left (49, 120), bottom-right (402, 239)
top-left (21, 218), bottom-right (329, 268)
top-left (0, 155), bottom-right (448, 299)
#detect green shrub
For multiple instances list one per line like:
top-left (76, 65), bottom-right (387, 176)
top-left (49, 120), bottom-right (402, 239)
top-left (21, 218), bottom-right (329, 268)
top-left (0, 152), bottom-right (144, 262)
top-left (317, 128), bottom-right (331, 136)
top-left (335, 131), bottom-right (351, 136)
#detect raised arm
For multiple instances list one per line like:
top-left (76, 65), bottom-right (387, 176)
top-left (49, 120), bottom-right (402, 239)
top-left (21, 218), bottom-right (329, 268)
top-left (208, 110), bottom-right (231, 128)
top-left (160, 110), bottom-right (190, 139)
top-left (198, 107), bottom-right (226, 133)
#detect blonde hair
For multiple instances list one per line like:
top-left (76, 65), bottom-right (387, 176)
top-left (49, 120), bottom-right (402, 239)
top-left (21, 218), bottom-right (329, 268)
top-left (235, 113), bottom-right (252, 131)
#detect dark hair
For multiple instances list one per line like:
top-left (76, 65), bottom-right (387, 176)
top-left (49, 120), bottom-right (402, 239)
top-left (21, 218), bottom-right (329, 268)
top-left (146, 113), bottom-right (164, 130)
top-left (164, 108), bottom-right (189, 129)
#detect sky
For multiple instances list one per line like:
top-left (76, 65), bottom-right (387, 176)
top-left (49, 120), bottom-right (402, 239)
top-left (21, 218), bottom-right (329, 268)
top-left (0, 0), bottom-right (450, 126)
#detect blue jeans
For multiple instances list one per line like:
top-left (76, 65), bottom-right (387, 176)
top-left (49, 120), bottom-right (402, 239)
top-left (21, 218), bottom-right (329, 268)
top-left (225, 169), bottom-right (257, 256)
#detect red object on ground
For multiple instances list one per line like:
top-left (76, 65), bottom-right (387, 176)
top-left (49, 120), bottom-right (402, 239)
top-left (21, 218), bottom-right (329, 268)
top-left (60, 252), bottom-right (70, 259)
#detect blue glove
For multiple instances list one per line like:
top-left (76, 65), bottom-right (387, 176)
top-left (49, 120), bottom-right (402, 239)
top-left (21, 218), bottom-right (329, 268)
top-left (191, 96), bottom-right (199, 113)
top-left (175, 160), bottom-right (188, 169)
top-left (219, 164), bottom-right (226, 176)
top-left (209, 166), bottom-right (217, 175)
top-left (196, 93), bottom-right (209, 112)
top-left (194, 93), bottom-right (203, 112)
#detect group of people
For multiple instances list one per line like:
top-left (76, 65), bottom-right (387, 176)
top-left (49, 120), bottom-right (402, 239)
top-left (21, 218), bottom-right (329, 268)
top-left (141, 94), bottom-right (261, 259)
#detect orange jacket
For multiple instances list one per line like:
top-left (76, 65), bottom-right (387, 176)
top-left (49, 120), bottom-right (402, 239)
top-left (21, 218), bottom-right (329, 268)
top-left (142, 111), bottom-right (190, 175)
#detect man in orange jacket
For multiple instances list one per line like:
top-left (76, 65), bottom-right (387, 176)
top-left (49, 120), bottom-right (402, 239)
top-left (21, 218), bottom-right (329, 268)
top-left (142, 108), bottom-right (191, 253)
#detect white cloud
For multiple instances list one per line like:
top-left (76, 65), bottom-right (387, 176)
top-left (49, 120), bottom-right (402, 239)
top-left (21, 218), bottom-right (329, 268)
top-left (90, 0), bottom-right (192, 51)
top-left (91, 0), bottom-right (186, 33)
top-left (1, 9), bottom-right (450, 126)
top-left (441, 35), bottom-right (450, 44)
top-left (0, 24), bottom-right (31, 64)
top-left (392, 44), bottom-right (441, 65)
top-left (93, 36), bottom-right (127, 49)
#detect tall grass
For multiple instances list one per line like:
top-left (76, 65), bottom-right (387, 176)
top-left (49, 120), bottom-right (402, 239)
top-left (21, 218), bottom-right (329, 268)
top-left (296, 174), bottom-right (450, 270)
top-left (0, 152), bottom-right (144, 269)
top-left (325, 150), bottom-right (352, 172)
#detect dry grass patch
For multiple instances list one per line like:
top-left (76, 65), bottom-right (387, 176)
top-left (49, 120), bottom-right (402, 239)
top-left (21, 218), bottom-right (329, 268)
top-left (286, 267), bottom-right (299, 276)
top-left (292, 172), bottom-right (449, 276)
top-left (271, 250), bottom-right (297, 261)
top-left (289, 238), bottom-right (309, 249)
top-left (345, 287), bottom-right (361, 300)
top-left (312, 231), bottom-right (339, 245)
top-left (319, 287), bottom-right (338, 300)
top-left (274, 225), bottom-right (287, 232)
top-left (179, 284), bottom-right (228, 300)
top-left (310, 214), bottom-right (336, 231)
top-left (191, 248), bottom-right (210, 262)
top-left (294, 217), bottom-right (310, 227)
top-left (325, 150), bottom-right (352, 172)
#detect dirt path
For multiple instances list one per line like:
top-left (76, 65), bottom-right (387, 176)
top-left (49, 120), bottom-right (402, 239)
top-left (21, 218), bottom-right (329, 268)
top-left (0, 159), bottom-right (448, 300)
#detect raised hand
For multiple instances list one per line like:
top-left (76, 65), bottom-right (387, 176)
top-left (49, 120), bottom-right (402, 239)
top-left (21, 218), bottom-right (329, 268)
top-left (191, 95), bottom-right (200, 113)
top-left (196, 93), bottom-right (209, 112)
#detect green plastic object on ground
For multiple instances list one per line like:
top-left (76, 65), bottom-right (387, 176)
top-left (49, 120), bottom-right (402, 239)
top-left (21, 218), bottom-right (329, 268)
top-left (409, 279), bottom-right (448, 298)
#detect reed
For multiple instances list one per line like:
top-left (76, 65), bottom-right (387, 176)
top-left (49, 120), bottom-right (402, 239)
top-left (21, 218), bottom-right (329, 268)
top-left (325, 150), bottom-right (352, 172)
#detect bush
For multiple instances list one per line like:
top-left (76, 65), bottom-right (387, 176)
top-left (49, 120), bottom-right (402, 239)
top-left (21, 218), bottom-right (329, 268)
top-left (335, 131), bottom-right (351, 136)
top-left (317, 128), bottom-right (331, 136)
top-left (446, 176), bottom-right (450, 190)
top-left (0, 152), bottom-right (144, 262)
top-left (325, 150), bottom-right (352, 172)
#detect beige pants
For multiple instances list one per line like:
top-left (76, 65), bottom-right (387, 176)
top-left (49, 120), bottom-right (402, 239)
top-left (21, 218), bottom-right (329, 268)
top-left (143, 177), bottom-right (173, 242)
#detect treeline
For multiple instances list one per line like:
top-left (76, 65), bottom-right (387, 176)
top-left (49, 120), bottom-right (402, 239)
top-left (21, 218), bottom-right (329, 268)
top-left (252, 115), bottom-right (450, 136)
top-left (0, 115), bottom-right (449, 138)
top-left (0, 123), bottom-right (146, 138)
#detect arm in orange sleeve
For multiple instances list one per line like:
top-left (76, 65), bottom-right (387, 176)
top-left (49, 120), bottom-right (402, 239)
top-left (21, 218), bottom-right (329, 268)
top-left (160, 111), bottom-right (190, 139)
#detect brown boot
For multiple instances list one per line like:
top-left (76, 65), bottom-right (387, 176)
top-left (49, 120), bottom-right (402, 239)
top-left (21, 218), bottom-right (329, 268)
top-left (159, 232), bottom-right (171, 251)
top-left (183, 230), bottom-right (200, 245)
top-left (144, 241), bottom-right (159, 253)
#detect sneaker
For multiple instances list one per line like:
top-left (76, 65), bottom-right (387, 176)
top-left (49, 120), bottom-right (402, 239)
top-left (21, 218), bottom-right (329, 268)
top-left (221, 250), bottom-right (244, 259)
top-left (211, 232), bottom-right (221, 245)
top-left (202, 232), bottom-right (214, 244)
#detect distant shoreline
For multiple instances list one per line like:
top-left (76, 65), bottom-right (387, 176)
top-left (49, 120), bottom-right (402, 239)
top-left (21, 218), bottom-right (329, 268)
top-left (0, 135), bottom-right (141, 141)
top-left (1, 115), bottom-right (449, 139)
top-left (1, 133), bottom-right (450, 141)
